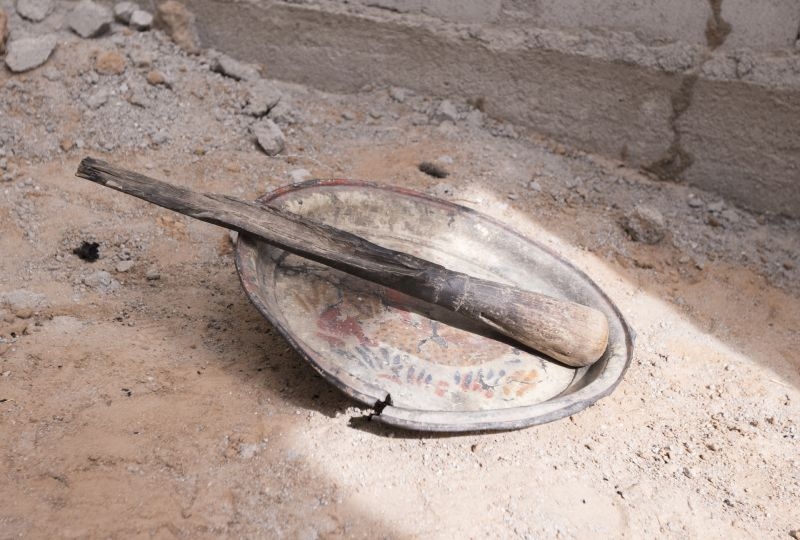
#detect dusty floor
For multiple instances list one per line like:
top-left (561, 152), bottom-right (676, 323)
top-left (1, 6), bottom-right (799, 539)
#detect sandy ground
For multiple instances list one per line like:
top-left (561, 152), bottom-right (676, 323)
top-left (1, 5), bottom-right (799, 539)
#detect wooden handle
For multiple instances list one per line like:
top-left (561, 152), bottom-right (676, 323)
top-left (75, 157), bottom-right (609, 367)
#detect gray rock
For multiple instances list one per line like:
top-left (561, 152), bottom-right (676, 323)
top-left (252, 119), bottom-right (285, 156)
top-left (721, 208), bottom-right (740, 224)
top-left (129, 9), bottom-right (153, 30)
top-left (1, 289), bottom-right (47, 315)
top-left (432, 99), bottom-right (458, 123)
top-left (245, 80), bottom-right (282, 117)
top-left (528, 180), bottom-right (542, 192)
top-left (4, 34), bottom-right (57, 73)
top-left (145, 267), bottom-right (160, 280)
top-left (151, 129), bottom-right (169, 145)
top-left (211, 51), bottom-right (259, 81)
top-left (620, 204), bottom-right (666, 244)
top-left (115, 260), bottom-right (134, 272)
top-left (113, 1), bottom-right (137, 23)
top-left (16, 0), bottom-right (53, 22)
top-left (85, 88), bottom-right (109, 109)
top-left (389, 86), bottom-right (407, 103)
top-left (83, 270), bottom-right (120, 293)
top-left (269, 99), bottom-right (299, 125)
top-left (708, 201), bottom-right (725, 213)
top-left (68, 0), bottom-right (113, 39)
top-left (288, 168), bottom-right (310, 182)
top-left (687, 194), bottom-right (704, 208)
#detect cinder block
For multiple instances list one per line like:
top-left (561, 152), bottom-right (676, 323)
top-left (678, 79), bottom-right (800, 216)
top-left (719, 0), bottom-right (800, 50)
top-left (523, 0), bottom-right (711, 46)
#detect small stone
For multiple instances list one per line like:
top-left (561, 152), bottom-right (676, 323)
top-left (95, 50), bottom-right (127, 75)
top-left (620, 204), bottom-right (666, 244)
top-left (68, 0), bottom-right (113, 38)
top-left (783, 261), bottom-right (795, 270)
top-left (0, 9), bottom-right (8, 56)
top-left (269, 100), bottom-right (299, 125)
top-left (707, 200), bottom-right (724, 213)
top-left (113, 1), bottom-right (137, 23)
top-left (83, 271), bottom-right (120, 293)
top-left (721, 208), bottom-right (739, 223)
top-left (389, 86), bottom-right (407, 103)
top-left (129, 48), bottom-right (153, 68)
top-left (528, 180), bottom-right (542, 192)
top-left (288, 169), bottom-right (310, 182)
top-left (115, 260), bottom-right (135, 272)
top-left (13, 307), bottom-right (33, 319)
top-left (16, 0), bottom-right (53, 22)
top-left (42, 66), bottom-right (62, 81)
top-left (145, 69), bottom-right (167, 86)
top-left (687, 195), bottom-right (704, 208)
top-left (245, 79), bottom-right (282, 116)
top-left (151, 130), bottom-right (169, 145)
top-left (156, 0), bottom-right (200, 53)
top-left (4, 34), bottom-right (58, 73)
top-left (1, 289), bottom-right (47, 315)
top-left (252, 119), bottom-right (285, 156)
top-left (789, 530), bottom-right (800, 540)
top-left (211, 51), bottom-right (260, 81)
top-left (85, 89), bottom-right (109, 109)
top-left (129, 9), bottom-right (153, 30)
top-left (58, 135), bottom-right (75, 152)
top-left (128, 91), bottom-right (149, 108)
top-left (432, 99), bottom-right (458, 123)
top-left (145, 267), bottom-right (160, 280)
top-left (341, 111), bottom-right (354, 121)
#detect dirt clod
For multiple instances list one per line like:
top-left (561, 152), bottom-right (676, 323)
top-left (73, 241), bottom-right (100, 262)
top-left (418, 161), bottom-right (449, 178)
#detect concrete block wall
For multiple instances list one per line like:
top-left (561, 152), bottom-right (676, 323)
top-left (186, 0), bottom-right (800, 217)
top-left (360, 0), bottom-right (800, 50)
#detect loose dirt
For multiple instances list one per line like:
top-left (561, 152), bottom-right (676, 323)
top-left (1, 3), bottom-right (798, 538)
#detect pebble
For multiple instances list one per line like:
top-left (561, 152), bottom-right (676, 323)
top-left (145, 267), bottom-right (160, 280)
top-left (129, 10), bottom-right (153, 31)
top-left (95, 50), bottom-right (127, 75)
top-left (245, 79), bottom-right (282, 117)
top-left (620, 204), bottom-right (666, 244)
top-left (211, 51), bottom-right (260, 81)
top-left (687, 195), bottom-right (704, 208)
top-left (156, 0), bottom-right (200, 53)
top-left (269, 100), bottom-right (299, 125)
top-left (252, 119), bottom-right (285, 156)
top-left (389, 86), bottom-right (407, 103)
top-left (146, 69), bottom-right (167, 86)
top-left (42, 66), bottom-right (62, 81)
top-left (152, 129), bottom-right (169, 145)
top-left (83, 270), bottom-right (120, 293)
top-left (129, 48), bottom-right (153, 68)
top-left (1, 289), bottom-right (47, 316)
top-left (0, 9), bottom-right (7, 55)
top-left (432, 99), bottom-right (458, 123)
top-left (85, 89), bottom-right (109, 109)
top-left (68, 0), bottom-right (113, 38)
top-left (528, 180), bottom-right (542, 192)
top-left (721, 208), bottom-right (739, 223)
top-left (4, 34), bottom-right (58, 73)
top-left (16, 0), bottom-right (52, 22)
top-left (288, 169), bottom-right (310, 182)
top-left (115, 260), bottom-right (135, 272)
top-left (708, 201), bottom-right (724, 213)
top-left (113, 1), bottom-right (138, 24)
top-left (789, 529), bottom-right (799, 539)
